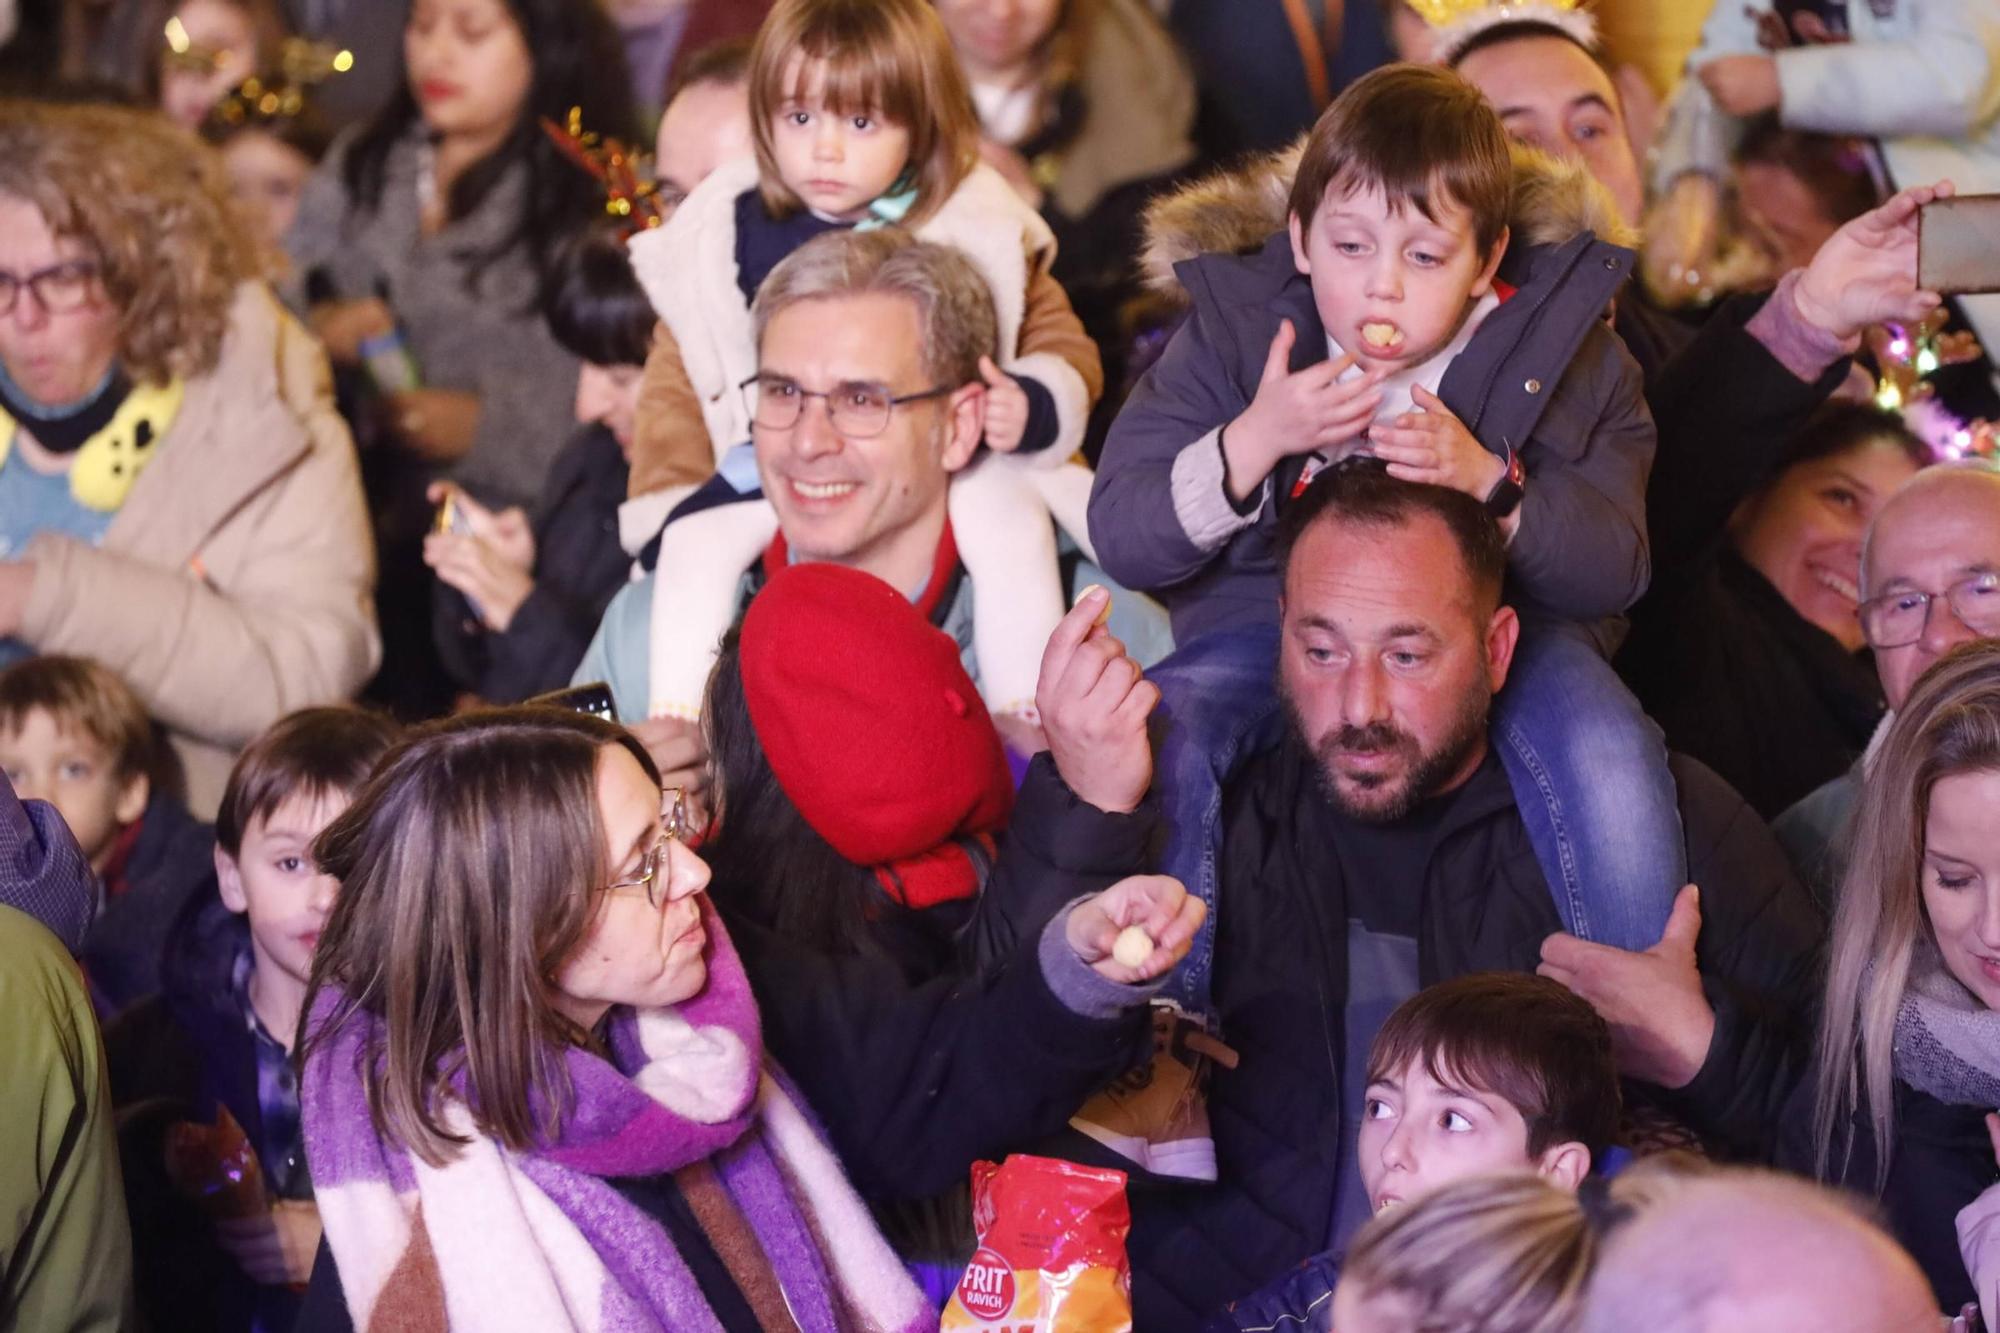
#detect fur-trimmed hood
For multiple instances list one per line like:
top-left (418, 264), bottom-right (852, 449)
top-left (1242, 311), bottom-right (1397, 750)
top-left (1139, 141), bottom-right (1638, 298)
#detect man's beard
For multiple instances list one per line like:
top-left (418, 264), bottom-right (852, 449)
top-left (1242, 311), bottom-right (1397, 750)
top-left (1283, 684), bottom-right (1492, 825)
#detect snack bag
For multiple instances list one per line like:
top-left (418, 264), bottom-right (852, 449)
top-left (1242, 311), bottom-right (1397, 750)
top-left (164, 1103), bottom-right (267, 1220)
top-left (942, 1154), bottom-right (1132, 1333)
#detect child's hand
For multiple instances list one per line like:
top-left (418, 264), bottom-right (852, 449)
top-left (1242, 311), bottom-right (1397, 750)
top-left (1697, 53), bottom-right (1781, 117)
top-left (1367, 385), bottom-right (1507, 500)
top-left (215, 1199), bottom-right (321, 1288)
top-left (1224, 319), bottom-right (1384, 502)
top-left (979, 357), bottom-right (1031, 453)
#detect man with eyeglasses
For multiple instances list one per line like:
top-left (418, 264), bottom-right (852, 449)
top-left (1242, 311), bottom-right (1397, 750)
top-left (575, 228), bottom-right (1169, 750)
top-left (1777, 462), bottom-right (2000, 897)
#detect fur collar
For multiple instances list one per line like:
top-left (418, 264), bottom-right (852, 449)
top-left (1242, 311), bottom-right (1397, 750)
top-left (1139, 142), bottom-right (1638, 299)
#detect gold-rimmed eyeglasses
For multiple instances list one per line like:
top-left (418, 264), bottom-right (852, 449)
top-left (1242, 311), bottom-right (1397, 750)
top-left (605, 787), bottom-right (692, 907)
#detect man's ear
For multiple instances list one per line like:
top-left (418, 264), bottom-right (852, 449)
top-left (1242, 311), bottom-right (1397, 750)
top-left (1471, 224), bottom-right (1511, 298)
top-left (1288, 212), bottom-right (1312, 276)
top-left (1536, 1140), bottom-right (1592, 1192)
top-left (214, 844), bottom-right (248, 915)
top-left (1485, 602), bottom-right (1521, 693)
top-left (939, 380), bottom-right (985, 474)
top-left (113, 769), bottom-right (148, 827)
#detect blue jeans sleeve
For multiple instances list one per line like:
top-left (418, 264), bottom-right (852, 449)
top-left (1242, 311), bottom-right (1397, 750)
top-left (1493, 620), bottom-right (1685, 951)
top-left (1148, 623), bottom-right (1285, 1021)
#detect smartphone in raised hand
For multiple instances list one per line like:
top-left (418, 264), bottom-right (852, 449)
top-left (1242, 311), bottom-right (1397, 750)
top-left (1920, 195), bottom-right (2000, 295)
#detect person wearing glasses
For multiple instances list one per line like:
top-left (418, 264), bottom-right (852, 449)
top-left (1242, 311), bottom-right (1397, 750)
top-left (1618, 402), bottom-right (1932, 820)
top-left (291, 706), bottom-right (1202, 1331)
top-left (0, 99), bottom-right (377, 817)
top-left (574, 227), bottom-right (1169, 748)
top-left (1776, 462), bottom-right (2000, 902)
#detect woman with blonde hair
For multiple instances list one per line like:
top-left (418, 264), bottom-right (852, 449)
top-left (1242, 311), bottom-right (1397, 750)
top-left (0, 98), bottom-right (376, 814)
top-left (1330, 1172), bottom-right (1606, 1333)
top-left (1779, 638), bottom-right (2000, 1316)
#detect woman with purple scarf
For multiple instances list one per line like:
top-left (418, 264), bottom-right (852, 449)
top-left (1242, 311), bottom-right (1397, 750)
top-left (291, 705), bottom-right (1200, 1331)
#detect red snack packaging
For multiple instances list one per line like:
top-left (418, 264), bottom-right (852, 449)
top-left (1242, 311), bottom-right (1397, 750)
top-left (942, 1154), bottom-right (1133, 1333)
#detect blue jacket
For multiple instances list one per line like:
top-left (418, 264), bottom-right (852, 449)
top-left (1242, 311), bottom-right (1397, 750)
top-left (1090, 150), bottom-right (1654, 644)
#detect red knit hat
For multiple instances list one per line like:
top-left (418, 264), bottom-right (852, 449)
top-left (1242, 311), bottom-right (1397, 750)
top-left (738, 562), bottom-right (1015, 909)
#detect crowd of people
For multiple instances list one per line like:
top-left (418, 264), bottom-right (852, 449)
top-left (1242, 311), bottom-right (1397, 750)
top-left (1, 0), bottom-right (1999, 1329)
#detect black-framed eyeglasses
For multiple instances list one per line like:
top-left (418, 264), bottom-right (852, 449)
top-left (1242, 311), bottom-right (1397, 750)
top-left (1859, 572), bottom-right (2000, 649)
top-left (0, 261), bottom-right (101, 318)
top-left (605, 787), bottom-right (692, 908)
top-left (739, 373), bottom-right (953, 438)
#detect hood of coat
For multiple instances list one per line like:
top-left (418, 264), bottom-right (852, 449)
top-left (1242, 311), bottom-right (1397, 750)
top-left (1139, 141), bottom-right (1637, 299)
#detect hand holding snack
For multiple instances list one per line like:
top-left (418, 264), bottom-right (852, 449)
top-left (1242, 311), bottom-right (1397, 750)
top-left (1066, 875), bottom-right (1205, 984)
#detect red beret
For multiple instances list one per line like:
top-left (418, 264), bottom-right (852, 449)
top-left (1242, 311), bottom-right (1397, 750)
top-left (739, 563), bottom-right (1015, 906)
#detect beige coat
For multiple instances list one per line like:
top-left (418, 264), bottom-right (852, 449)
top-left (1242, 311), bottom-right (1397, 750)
top-left (20, 284), bottom-right (380, 815)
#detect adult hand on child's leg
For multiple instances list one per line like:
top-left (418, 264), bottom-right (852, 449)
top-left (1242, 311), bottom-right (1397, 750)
top-left (215, 1199), bottom-right (322, 1287)
top-left (1538, 884), bottom-right (1716, 1090)
top-left (1037, 585), bottom-right (1159, 814)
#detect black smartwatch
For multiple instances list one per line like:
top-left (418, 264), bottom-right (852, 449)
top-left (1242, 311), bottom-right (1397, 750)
top-left (1483, 447), bottom-right (1526, 520)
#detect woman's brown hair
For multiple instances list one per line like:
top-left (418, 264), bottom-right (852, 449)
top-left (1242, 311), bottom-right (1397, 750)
top-left (1813, 639), bottom-right (2000, 1186)
top-left (0, 99), bottom-right (253, 383)
top-left (299, 706), bottom-right (659, 1166)
top-left (747, 0), bottom-right (980, 228)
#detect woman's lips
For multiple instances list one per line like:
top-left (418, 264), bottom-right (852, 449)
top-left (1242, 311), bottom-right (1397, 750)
top-left (417, 79), bottom-right (461, 102)
top-left (1807, 562), bottom-right (1861, 605)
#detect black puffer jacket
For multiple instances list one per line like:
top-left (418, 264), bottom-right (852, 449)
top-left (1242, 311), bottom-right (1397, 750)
top-left (1121, 731), bottom-right (1825, 1329)
top-left (1778, 1066), bottom-right (1995, 1315)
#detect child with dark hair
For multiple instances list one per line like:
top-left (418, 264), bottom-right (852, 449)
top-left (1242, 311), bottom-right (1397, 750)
top-left (0, 654), bottom-right (216, 1013)
top-left (1210, 973), bottom-right (1622, 1332)
top-left (104, 705), bottom-right (400, 1333)
top-left (423, 223), bottom-right (650, 703)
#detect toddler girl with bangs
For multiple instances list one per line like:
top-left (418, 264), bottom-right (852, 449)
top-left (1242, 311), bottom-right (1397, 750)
top-left (623, 0), bottom-right (1106, 730)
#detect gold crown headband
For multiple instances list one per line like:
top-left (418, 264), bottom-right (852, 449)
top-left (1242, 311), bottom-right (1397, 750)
top-left (1410, 0), bottom-right (1599, 62)
top-left (541, 108), bottom-right (668, 237)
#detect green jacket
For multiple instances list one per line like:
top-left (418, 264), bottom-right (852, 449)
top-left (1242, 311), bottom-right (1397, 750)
top-left (0, 904), bottom-right (133, 1332)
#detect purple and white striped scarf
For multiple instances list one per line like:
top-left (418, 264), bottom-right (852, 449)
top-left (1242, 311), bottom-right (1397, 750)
top-left (300, 901), bottom-right (933, 1332)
